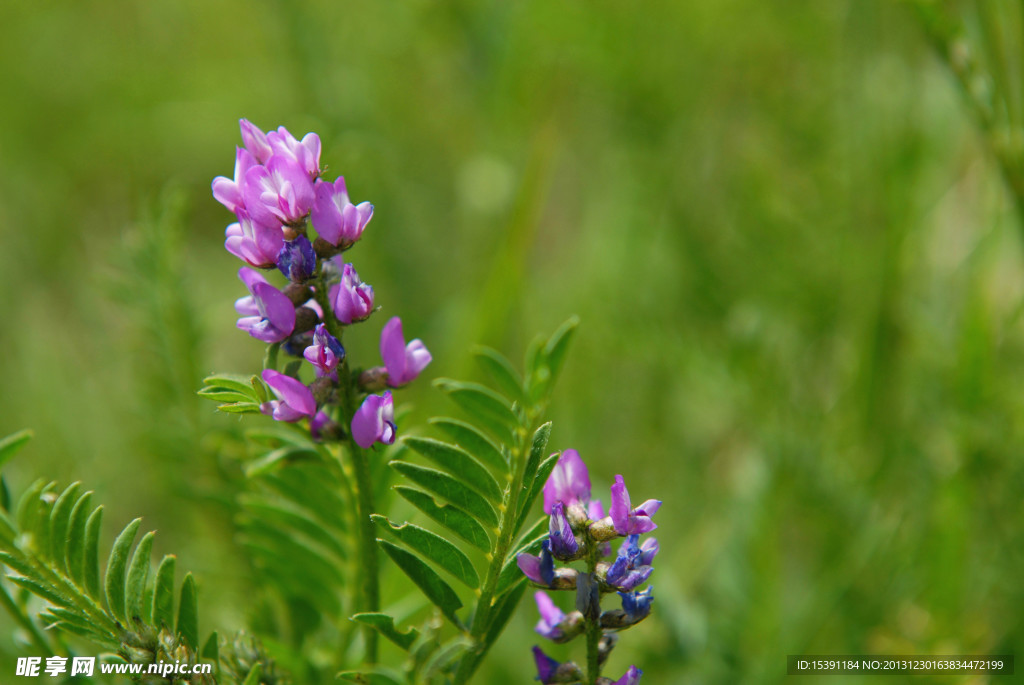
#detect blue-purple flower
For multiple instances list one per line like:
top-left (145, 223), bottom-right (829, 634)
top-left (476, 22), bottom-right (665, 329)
top-left (533, 592), bottom-right (566, 641)
top-left (311, 177), bottom-right (374, 248)
top-left (619, 587), bottom-right (653, 623)
top-left (260, 370), bottom-right (316, 422)
top-left (351, 391), bottom-right (395, 448)
top-left (330, 262), bottom-right (374, 324)
top-left (605, 535), bottom-right (656, 591)
top-left (235, 268), bottom-right (296, 343)
top-left (277, 235), bottom-right (316, 282)
top-left (517, 540), bottom-right (555, 586)
top-left (548, 502), bottom-right (579, 560)
top-left (543, 448), bottom-right (592, 515)
top-left (612, 666), bottom-right (643, 684)
top-left (380, 317), bottom-right (432, 387)
top-left (610, 475), bottom-right (661, 535)
top-left (303, 324), bottom-right (345, 379)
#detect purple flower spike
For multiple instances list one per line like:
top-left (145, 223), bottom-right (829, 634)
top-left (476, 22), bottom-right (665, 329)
top-left (277, 235), bottom-right (316, 282)
top-left (212, 147), bottom-right (257, 214)
top-left (517, 540), bottom-right (555, 586)
top-left (239, 119), bottom-right (272, 164)
top-left (543, 448), bottom-right (592, 515)
top-left (613, 666), bottom-right (643, 685)
top-left (548, 502), bottom-right (579, 560)
top-left (235, 268), bottom-right (296, 343)
top-left (533, 592), bottom-right (566, 641)
top-left (244, 155), bottom-right (315, 226)
top-left (619, 587), bottom-right (654, 623)
top-left (606, 535), bottom-right (654, 591)
top-left (224, 209), bottom-right (284, 268)
top-left (260, 370), bottom-right (316, 422)
top-left (351, 391), bottom-right (396, 448)
top-left (532, 646), bottom-right (561, 684)
top-left (330, 263), bottom-right (375, 324)
top-left (380, 317), bottom-right (432, 387)
top-left (267, 126), bottom-right (321, 179)
top-left (304, 324), bottom-right (345, 379)
top-left (610, 475), bottom-right (661, 536)
top-left (311, 177), bottom-right (374, 247)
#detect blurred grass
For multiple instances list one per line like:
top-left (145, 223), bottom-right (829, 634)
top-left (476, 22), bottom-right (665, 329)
top-left (1, 0), bottom-right (1023, 682)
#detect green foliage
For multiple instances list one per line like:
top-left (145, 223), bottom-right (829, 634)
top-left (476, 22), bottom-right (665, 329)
top-left (347, 319), bottom-right (576, 684)
top-left (0, 431), bottom-right (222, 682)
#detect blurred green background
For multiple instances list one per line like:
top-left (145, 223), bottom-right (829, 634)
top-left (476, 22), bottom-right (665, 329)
top-left (2, 0), bottom-right (1023, 682)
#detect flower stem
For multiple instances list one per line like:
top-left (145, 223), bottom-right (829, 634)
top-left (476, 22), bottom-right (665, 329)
top-left (584, 538), bottom-right (602, 684)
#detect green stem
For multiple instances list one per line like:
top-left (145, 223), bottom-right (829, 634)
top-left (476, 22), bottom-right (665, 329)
top-left (453, 424), bottom-right (530, 684)
top-left (584, 547), bottom-right (602, 685)
top-left (341, 364), bottom-right (380, 664)
top-left (311, 271), bottom-right (380, 664)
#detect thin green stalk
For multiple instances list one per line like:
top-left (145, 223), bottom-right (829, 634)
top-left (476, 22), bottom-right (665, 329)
top-left (453, 423), bottom-right (531, 684)
top-left (583, 547), bottom-right (602, 685)
top-left (311, 270), bottom-right (380, 664)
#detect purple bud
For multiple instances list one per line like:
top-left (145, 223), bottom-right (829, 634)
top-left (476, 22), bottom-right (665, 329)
top-left (517, 540), bottom-right (555, 586)
top-left (612, 666), bottom-right (643, 685)
top-left (610, 475), bottom-right (660, 536)
top-left (548, 502), bottom-right (579, 560)
top-left (533, 592), bottom-right (566, 641)
top-left (532, 646), bottom-right (561, 684)
top-left (310, 410), bottom-right (332, 441)
top-left (380, 317), bottom-right (432, 387)
top-left (303, 324), bottom-right (345, 379)
top-left (224, 209), bottom-right (284, 268)
top-left (243, 155), bottom-right (315, 226)
top-left (619, 587), bottom-right (653, 623)
top-left (311, 177), bottom-right (374, 248)
top-left (329, 263), bottom-right (375, 324)
top-left (267, 126), bottom-right (321, 179)
top-left (351, 391), bottom-right (396, 448)
top-left (259, 369), bottom-right (316, 422)
top-left (277, 235), bottom-right (316, 282)
top-left (239, 119), bottom-right (272, 164)
top-left (235, 268), bottom-right (296, 343)
top-left (543, 449), bottom-right (592, 515)
top-left (212, 147), bottom-right (257, 214)
top-left (605, 535), bottom-right (654, 591)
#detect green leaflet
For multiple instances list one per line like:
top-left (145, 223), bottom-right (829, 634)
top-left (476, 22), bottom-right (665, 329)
top-left (394, 486), bottom-right (492, 552)
top-left (541, 316), bottom-right (579, 389)
top-left (337, 667), bottom-right (406, 685)
top-left (351, 612), bottom-right (421, 651)
top-left (378, 540), bottom-right (463, 626)
top-left (372, 516), bottom-right (480, 588)
top-left (242, 663), bottom-right (261, 685)
top-left (472, 346), bottom-right (526, 403)
top-left (421, 636), bottom-right (474, 680)
top-left (177, 573), bottom-right (199, 650)
top-left (65, 492), bottom-right (93, 588)
top-left (515, 451), bottom-right (560, 533)
top-left (403, 436), bottom-right (504, 503)
top-left (104, 518), bottom-right (141, 624)
top-left (433, 379), bottom-right (518, 441)
top-left (48, 482), bottom-right (81, 571)
top-left (83, 506), bottom-right (104, 600)
top-left (389, 462), bottom-right (498, 527)
top-left (125, 531), bottom-right (155, 623)
top-left (0, 430), bottom-right (33, 470)
top-left (152, 555), bottom-right (176, 629)
top-left (429, 417), bottom-right (509, 474)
